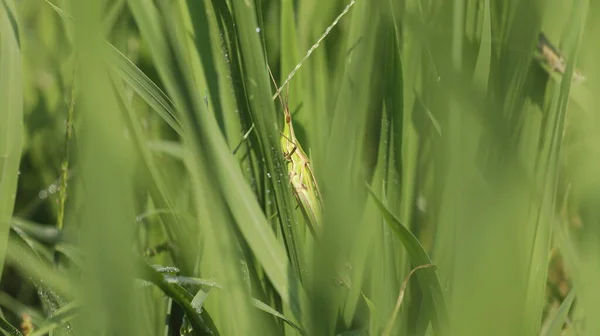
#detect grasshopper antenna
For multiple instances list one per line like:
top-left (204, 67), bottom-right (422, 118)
top-left (267, 65), bottom-right (286, 109)
top-left (267, 65), bottom-right (291, 122)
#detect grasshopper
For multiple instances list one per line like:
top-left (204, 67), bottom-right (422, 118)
top-left (536, 32), bottom-right (585, 83)
top-left (267, 69), bottom-right (353, 288)
top-left (268, 67), bottom-right (323, 239)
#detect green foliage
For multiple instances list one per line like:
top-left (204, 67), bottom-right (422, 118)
top-left (0, 0), bottom-right (598, 335)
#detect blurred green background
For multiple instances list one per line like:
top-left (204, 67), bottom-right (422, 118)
top-left (0, 0), bottom-right (598, 335)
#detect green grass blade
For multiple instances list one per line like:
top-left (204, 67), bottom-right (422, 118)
top-left (29, 302), bottom-right (78, 336)
top-left (42, 1), bottom-right (183, 136)
top-left (229, 0), bottom-right (307, 284)
top-left (366, 184), bottom-right (448, 333)
top-left (0, 314), bottom-right (22, 336)
top-left (251, 298), bottom-right (306, 335)
top-left (138, 261), bottom-right (218, 335)
top-left (6, 234), bottom-right (74, 300)
top-left (108, 45), bottom-right (182, 135)
top-left (543, 289), bottom-right (575, 336)
top-left (0, 0), bottom-right (23, 279)
top-left (10, 218), bottom-right (61, 245)
top-left (70, 0), bottom-right (144, 333)
top-left (110, 74), bottom-right (196, 272)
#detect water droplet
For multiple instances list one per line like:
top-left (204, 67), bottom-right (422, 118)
top-left (267, 200), bottom-right (272, 205)
top-left (267, 173), bottom-right (271, 178)
top-left (256, 27), bottom-right (261, 33)
top-left (266, 189), bottom-right (271, 194)
top-left (38, 190), bottom-right (48, 199)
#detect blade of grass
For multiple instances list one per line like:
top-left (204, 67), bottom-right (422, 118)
top-left (382, 264), bottom-right (435, 336)
top-left (42, 1), bottom-right (183, 136)
top-left (0, 0), bottom-right (24, 279)
top-left (29, 302), bottom-right (78, 336)
top-left (6, 234), bottom-right (75, 300)
top-left (138, 260), bottom-right (218, 335)
top-left (314, 0), bottom-right (387, 332)
top-left (251, 298), bottom-right (306, 335)
top-left (70, 0), bottom-right (145, 333)
top-left (543, 289), bottom-right (575, 336)
top-left (108, 46), bottom-right (182, 135)
top-left (0, 314), bottom-right (22, 336)
top-left (525, 2), bottom-right (587, 335)
top-left (365, 184), bottom-right (448, 333)
top-left (11, 218), bottom-right (61, 245)
top-left (110, 74), bottom-right (197, 273)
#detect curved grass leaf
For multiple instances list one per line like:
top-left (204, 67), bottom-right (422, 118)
top-left (42, 0), bottom-right (182, 136)
top-left (251, 298), bottom-right (306, 335)
top-left (108, 46), bottom-right (182, 135)
top-left (137, 260), bottom-right (219, 336)
top-left (181, 288), bottom-right (212, 336)
top-left (365, 184), bottom-right (448, 333)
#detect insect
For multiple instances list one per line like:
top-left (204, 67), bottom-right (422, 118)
top-left (535, 32), bottom-right (585, 83)
top-left (268, 67), bottom-right (323, 240)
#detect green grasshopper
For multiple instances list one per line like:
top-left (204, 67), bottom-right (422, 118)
top-left (268, 67), bottom-right (323, 240)
top-left (267, 69), bottom-right (353, 288)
